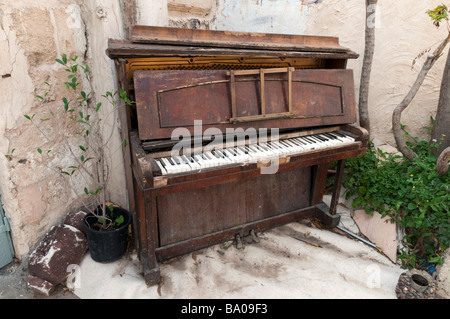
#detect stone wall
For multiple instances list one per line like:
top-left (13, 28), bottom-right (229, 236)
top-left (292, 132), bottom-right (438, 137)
top-left (0, 0), bottom-right (447, 260)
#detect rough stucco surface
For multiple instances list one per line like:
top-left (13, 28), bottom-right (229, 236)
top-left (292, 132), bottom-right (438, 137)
top-left (0, 0), bottom-right (448, 260)
top-left (0, 0), bottom-right (126, 258)
top-left (304, 0), bottom-right (449, 145)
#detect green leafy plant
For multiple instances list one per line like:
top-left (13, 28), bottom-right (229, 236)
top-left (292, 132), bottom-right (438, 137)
top-left (427, 4), bottom-right (449, 29)
top-left (28, 54), bottom-right (133, 230)
top-left (343, 133), bottom-right (449, 269)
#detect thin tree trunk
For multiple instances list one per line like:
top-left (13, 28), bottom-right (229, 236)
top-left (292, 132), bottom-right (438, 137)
top-left (392, 34), bottom-right (450, 161)
top-left (359, 0), bottom-right (378, 136)
top-left (431, 46), bottom-right (450, 156)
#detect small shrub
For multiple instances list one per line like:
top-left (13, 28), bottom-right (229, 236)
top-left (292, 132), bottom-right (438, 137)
top-left (343, 137), bottom-right (450, 269)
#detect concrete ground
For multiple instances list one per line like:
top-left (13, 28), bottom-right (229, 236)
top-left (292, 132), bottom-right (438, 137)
top-left (0, 216), bottom-right (404, 300)
top-left (0, 193), bottom-right (406, 300)
top-left (72, 219), bottom-right (404, 299)
top-left (2, 191), bottom-right (446, 299)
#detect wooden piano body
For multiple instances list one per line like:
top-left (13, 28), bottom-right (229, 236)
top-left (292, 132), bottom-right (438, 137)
top-left (107, 26), bottom-right (368, 286)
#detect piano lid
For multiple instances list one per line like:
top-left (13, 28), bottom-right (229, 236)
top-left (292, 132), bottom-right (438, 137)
top-left (107, 26), bottom-right (359, 60)
top-left (133, 68), bottom-right (356, 141)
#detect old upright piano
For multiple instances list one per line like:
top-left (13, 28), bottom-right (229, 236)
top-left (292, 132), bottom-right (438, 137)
top-left (107, 26), bottom-right (368, 286)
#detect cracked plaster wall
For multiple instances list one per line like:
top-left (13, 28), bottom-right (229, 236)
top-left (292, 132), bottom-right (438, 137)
top-left (304, 0), bottom-right (449, 146)
top-left (0, 0), bottom-right (126, 258)
top-left (0, 0), bottom-right (447, 260)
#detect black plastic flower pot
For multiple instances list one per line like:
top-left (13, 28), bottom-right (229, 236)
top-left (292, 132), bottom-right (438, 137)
top-left (83, 206), bottom-right (132, 263)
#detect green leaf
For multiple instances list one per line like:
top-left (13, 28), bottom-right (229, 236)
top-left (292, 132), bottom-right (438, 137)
top-left (427, 4), bottom-right (449, 27)
top-left (56, 58), bottom-right (65, 66)
top-left (123, 139), bottom-right (127, 148)
top-left (358, 186), bottom-right (367, 195)
top-left (79, 145), bottom-right (86, 152)
top-left (81, 65), bottom-right (90, 73)
top-left (407, 202), bottom-right (416, 210)
top-left (96, 102), bottom-right (102, 112)
top-left (63, 97), bottom-right (69, 111)
top-left (115, 215), bottom-right (124, 226)
top-left (37, 148), bottom-right (42, 154)
top-left (84, 187), bottom-right (89, 195)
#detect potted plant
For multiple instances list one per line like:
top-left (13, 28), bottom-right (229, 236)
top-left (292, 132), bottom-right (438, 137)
top-left (29, 53), bottom-right (134, 262)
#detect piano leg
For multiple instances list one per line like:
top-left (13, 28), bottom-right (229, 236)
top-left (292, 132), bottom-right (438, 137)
top-left (329, 159), bottom-right (346, 215)
top-left (310, 161), bottom-right (344, 228)
top-left (134, 181), bottom-right (161, 286)
top-left (144, 194), bottom-right (161, 286)
top-left (314, 203), bottom-right (340, 228)
top-left (142, 252), bottom-right (160, 286)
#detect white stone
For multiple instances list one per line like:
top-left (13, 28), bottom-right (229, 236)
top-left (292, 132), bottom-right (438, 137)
top-left (353, 209), bottom-right (398, 263)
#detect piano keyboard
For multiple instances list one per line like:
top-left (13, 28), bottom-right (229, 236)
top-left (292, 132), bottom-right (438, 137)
top-left (154, 131), bottom-right (355, 175)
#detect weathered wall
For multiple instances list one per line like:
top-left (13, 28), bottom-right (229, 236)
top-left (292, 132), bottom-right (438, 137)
top-left (304, 0), bottom-right (449, 145)
top-left (0, 0), bottom-right (126, 258)
top-left (0, 0), bottom-right (447, 260)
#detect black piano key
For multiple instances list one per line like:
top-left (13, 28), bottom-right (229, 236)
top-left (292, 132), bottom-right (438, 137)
top-left (304, 137), bottom-right (316, 143)
top-left (324, 132), bottom-right (338, 140)
top-left (315, 135), bottom-right (327, 142)
top-left (173, 156), bottom-right (181, 165)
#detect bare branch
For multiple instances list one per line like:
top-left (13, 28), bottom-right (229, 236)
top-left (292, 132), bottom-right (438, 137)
top-left (392, 34), bottom-right (450, 161)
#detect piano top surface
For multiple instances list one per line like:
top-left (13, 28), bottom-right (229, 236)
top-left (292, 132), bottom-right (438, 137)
top-left (107, 26), bottom-right (359, 60)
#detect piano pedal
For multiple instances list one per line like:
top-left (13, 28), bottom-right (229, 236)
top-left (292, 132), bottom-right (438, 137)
top-left (250, 229), bottom-right (260, 243)
top-left (235, 234), bottom-right (243, 250)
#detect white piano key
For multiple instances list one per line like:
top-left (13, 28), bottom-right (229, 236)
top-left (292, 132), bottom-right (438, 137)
top-left (283, 139), bottom-right (303, 153)
top-left (183, 155), bottom-right (200, 170)
top-left (161, 157), bottom-right (177, 174)
top-left (155, 159), bottom-right (168, 175)
top-left (211, 150), bottom-right (227, 165)
top-left (155, 130), bottom-right (356, 175)
top-left (265, 142), bottom-right (283, 156)
top-left (234, 147), bottom-right (249, 162)
top-left (320, 133), bottom-right (342, 146)
top-left (217, 149), bottom-right (232, 163)
top-left (310, 135), bottom-right (331, 147)
top-left (259, 142), bottom-right (278, 157)
top-left (205, 151), bottom-right (221, 167)
top-left (194, 154), bottom-right (208, 168)
top-left (223, 149), bottom-right (240, 163)
top-left (174, 155), bottom-right (191, 172)
top-left (272, 141), bottom-right (291, 156)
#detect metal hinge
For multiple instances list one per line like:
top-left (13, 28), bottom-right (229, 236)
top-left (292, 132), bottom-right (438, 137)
top-left (0, 216), bottom-right (10, 234)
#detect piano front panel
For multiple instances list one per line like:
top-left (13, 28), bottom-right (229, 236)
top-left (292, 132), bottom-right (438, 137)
top-left (156, 167), bottom-right (311, 246)
top-left (134, 69), bottom-right (356, 140)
